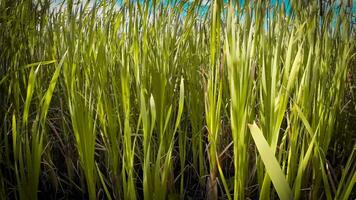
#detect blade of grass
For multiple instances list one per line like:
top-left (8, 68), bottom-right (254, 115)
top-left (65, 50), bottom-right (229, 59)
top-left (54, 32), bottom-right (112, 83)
top-left (248, 123), bottom-right (292, 200)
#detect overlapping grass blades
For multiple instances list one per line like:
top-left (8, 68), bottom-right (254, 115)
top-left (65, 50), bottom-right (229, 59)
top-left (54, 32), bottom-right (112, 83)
top-left (0, 0), bottom-right (355, 199)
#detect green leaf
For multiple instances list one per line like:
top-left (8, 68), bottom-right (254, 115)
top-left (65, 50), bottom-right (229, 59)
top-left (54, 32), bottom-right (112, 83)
top-left (23, 65), bottom-right (40, 126)
top-left (40, 51), bottom-right (67, 122)
top-left (248, 122), bottom-right (292, 200)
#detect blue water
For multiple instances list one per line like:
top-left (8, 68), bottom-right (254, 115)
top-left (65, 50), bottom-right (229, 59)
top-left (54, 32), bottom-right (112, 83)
top-left (181, 0), bottom-right (355, 16)
top-left (53, 0), bottom-right (356, 26)
top-left (176, 0), bottom-right (356, 29)
top-left (54, 0), bottom-right (356, 15)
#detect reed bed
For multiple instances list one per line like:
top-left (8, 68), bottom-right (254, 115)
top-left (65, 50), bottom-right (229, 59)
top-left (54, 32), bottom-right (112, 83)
top-left (0, 0), bottom-right (355, 199)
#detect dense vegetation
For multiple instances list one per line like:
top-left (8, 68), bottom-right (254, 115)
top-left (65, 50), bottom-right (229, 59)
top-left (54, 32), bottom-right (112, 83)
top-left (0, 0), bottom-right (355, 199)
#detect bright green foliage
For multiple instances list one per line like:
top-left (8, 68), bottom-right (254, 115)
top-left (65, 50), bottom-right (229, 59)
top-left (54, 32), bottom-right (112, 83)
top-left (248, 123), bottom-right (292, 200)
top-left (0, 0), bottom-right (355, 200)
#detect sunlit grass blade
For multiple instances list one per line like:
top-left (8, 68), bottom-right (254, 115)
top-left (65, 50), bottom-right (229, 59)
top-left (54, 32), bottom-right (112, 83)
top-left (248, 123), bottom-right (292, 200)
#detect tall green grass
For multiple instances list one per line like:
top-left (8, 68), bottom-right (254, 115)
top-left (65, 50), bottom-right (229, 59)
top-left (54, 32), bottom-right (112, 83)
top-left (0, 0), bottom-right (355, 199)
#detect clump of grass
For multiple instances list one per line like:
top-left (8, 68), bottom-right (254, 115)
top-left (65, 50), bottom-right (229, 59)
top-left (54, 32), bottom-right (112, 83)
top-left (0, 0), bottom-right (355, 199)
